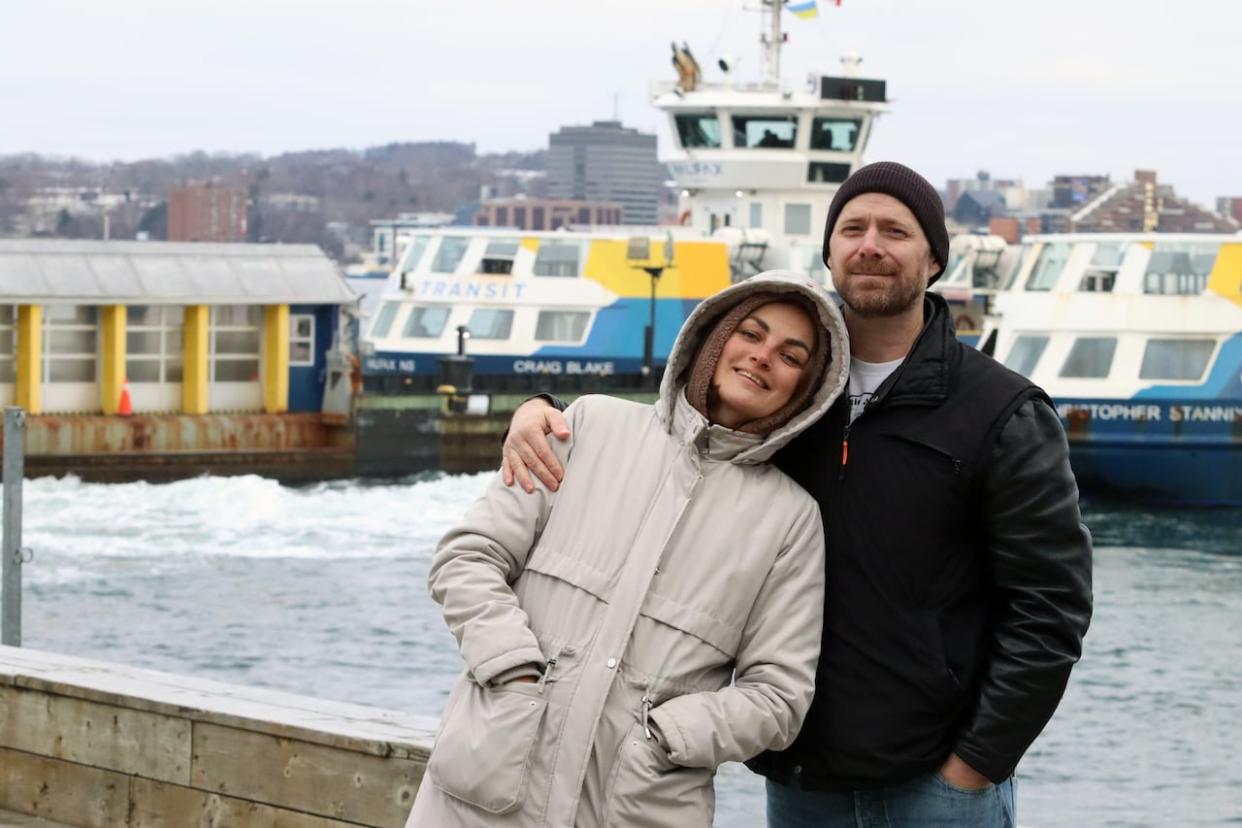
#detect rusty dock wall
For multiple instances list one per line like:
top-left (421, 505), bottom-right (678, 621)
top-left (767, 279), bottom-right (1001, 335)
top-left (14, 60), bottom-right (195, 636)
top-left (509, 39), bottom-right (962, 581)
top-left (1, 413), bottom-right (354, 484)
top-left (0, 645), bottom-right (434, 827)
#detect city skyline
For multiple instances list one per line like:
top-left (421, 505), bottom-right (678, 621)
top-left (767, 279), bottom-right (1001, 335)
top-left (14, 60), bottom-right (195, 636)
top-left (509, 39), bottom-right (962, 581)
top-left (2, 0), bottom-right (1239, 205)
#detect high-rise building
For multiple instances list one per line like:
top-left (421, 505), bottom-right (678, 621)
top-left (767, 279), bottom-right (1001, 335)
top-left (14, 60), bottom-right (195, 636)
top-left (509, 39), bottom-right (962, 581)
top-left (546, 121), bottom-right (661, 225)
top-left (167, 182), bottom-right (247, 242)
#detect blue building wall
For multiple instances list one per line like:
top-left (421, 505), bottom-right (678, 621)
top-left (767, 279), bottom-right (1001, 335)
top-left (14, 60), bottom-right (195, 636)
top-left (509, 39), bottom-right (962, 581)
top-left (288, 304), bottom-right (338, 412)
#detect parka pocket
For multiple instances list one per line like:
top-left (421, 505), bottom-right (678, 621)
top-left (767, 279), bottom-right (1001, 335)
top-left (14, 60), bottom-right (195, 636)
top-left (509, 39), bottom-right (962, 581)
top-left (428, 680), bottom-right (547, 815)
top-left (603, 721), bottom-right (715, 828)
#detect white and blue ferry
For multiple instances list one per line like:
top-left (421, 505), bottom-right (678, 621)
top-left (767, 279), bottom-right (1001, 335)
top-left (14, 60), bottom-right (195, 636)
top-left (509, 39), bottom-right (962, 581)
top-left (980, 233), bottom-right (1242, 505)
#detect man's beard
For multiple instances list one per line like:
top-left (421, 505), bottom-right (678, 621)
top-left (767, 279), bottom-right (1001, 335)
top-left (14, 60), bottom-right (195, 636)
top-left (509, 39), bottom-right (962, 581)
top-left (834, 261), bottom-right (924, 319)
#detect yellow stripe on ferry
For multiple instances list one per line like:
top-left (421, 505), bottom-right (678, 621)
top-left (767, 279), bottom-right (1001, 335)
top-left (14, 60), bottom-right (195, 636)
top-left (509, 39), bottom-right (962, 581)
top-left (1207, 243), bottom-right (1242, 308)
top-left (582, 239), bottom-right (731, 299)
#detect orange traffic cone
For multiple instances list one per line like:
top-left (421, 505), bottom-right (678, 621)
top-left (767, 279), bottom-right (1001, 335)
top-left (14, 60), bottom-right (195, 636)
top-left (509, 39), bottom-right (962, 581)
top-left (118, 378), bottom-right (134, 416)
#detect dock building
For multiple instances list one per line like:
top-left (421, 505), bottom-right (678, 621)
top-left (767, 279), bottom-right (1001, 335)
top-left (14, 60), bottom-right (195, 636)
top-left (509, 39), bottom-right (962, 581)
top-left (0, 240), bottom-right (357, 481)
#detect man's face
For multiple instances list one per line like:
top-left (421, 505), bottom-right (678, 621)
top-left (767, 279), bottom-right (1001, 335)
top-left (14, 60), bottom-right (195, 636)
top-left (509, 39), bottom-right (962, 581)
top-left (828, 192), bottom-right (938, 318)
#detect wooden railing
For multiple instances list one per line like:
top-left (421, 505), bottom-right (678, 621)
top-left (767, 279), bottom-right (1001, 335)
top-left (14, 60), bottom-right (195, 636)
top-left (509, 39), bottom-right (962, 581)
top-left (0, 646), bottom-right (434, 827)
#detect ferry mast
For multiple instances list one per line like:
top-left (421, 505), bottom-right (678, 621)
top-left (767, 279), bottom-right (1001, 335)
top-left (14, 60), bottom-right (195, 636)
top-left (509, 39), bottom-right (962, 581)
top-left (762, 0), bottom-right (784, 86)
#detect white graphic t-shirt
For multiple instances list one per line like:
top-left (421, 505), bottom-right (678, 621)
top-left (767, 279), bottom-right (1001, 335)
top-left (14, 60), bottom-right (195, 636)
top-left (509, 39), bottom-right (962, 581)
top-left (848, 357), bottom-right (904, 423)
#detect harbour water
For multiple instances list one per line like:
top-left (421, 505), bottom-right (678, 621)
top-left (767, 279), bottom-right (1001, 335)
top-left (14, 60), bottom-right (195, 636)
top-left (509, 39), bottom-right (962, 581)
top-left (17, 472), bottom-right (1242, 827)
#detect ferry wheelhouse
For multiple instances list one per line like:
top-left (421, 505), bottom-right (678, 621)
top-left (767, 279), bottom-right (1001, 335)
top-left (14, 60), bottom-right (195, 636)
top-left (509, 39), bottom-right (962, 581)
top-left (980, 233), bottom-right (1242, 505)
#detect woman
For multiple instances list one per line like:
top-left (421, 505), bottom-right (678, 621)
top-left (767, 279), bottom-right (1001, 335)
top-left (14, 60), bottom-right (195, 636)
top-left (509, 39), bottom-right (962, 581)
top-left (407, 271), bottom-right (849, 827)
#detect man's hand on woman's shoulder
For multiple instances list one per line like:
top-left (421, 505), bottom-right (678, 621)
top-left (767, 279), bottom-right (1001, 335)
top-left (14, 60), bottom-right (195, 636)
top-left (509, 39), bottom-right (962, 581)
top-left (501, 397), bottom-right (571, 493)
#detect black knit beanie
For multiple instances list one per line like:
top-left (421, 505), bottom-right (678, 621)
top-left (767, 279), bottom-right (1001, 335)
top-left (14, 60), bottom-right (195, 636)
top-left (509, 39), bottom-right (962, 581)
top-left (821, 161), bottom-right (950, 284)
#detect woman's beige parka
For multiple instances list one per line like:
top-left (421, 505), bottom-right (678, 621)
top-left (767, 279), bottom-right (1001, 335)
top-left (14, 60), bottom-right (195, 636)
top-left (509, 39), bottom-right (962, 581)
top-left (407, 272), bottom-right (849, 827)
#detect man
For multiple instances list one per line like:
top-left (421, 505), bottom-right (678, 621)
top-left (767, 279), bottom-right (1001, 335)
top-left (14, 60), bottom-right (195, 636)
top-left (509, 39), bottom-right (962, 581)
top-left (500, 162), bottom-right (1093, 827)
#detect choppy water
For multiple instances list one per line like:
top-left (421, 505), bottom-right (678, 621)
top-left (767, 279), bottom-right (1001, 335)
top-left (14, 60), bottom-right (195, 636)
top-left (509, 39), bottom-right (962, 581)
top-left (15, 474), bottom-right (1242, 826)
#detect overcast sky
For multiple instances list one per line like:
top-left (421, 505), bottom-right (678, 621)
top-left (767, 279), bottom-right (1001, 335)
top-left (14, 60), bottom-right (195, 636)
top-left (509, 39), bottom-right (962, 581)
top-left (3, 0), bottom-right (1239, 203)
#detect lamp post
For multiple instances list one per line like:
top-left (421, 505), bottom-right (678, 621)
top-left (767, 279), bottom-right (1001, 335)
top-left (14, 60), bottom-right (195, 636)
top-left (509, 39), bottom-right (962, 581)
top-left (628, 234), bottom-right (675, 389)
top-left (641, 265), bottom-right (663, 388)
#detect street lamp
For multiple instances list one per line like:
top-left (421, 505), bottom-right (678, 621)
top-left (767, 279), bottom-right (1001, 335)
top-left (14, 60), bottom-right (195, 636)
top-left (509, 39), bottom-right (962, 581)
top-left (627, 235), bottom-right (675, 388)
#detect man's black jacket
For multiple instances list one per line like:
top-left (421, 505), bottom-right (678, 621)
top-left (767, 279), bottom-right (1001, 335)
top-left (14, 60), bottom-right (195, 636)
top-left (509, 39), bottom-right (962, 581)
top-left (534, 292), bottom-right (1092, 790)
top-left (747, 292), bottom-right (1093, 789)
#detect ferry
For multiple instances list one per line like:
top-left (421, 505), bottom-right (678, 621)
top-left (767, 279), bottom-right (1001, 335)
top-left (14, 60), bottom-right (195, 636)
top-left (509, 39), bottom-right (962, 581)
top-left (359, 1), bottom-right (993, 391)
top-left (979, 233), bottom-right (1242, 505)
top-left (360, 230), bottom-right (731, 392)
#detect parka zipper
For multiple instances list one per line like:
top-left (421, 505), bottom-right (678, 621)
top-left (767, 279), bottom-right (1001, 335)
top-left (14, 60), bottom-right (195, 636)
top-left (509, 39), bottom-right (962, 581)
top-left (641, 693), bottom-right (654, 739)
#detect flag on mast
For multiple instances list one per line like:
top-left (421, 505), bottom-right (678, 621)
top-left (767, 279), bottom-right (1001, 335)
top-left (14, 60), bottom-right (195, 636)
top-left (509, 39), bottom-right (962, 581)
top-left (787, 0), bottom-right (819, 19)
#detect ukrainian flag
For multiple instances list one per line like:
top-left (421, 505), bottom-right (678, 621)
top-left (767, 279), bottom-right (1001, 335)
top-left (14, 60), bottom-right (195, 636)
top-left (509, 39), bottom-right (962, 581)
top-left (787, 0), bottom-right (818, 19)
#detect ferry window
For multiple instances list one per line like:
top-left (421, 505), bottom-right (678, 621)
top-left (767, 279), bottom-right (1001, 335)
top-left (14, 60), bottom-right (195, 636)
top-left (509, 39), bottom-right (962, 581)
top-left (480, 238), bottom-right (520, 275)
top-left (209, 305), bottom-right (261, 383)
top-left (533, 240), bottom-right (581, 277)
top-left (733, 115), bottom-right (797, 149)
top-left (1090, 242), bottom-right (1126, 268)
top-left (942, 252), bottom-right (968, 286)
top-left (535, 310), bottom-right (590, 342)
top-left (1059, 337), bottom-right (1117, 379)
top-left (807, 163), bottom-right (851, 184)
top-left (127, 305), bottom-right (184, 383)
top-left (403, 307), bottom-right (450, 339)
top-left (810, 118), bottom-right (861, 151)
top-left (1079, 242), bottom-right (1124, 292)
top-left (784, 204), bottom-right (812, 236)
top-left (1003, 335), bottom-right (1049, 377)
top-left (1143, 243), bottom-right (1218, 295)
top-left (749, 203), bottom-right (763, 229)
top-left (0, 306), bottom-right (14, 384)
top-left (289, 314), bottom-right (315, 366)
top-left (1002, 244), bottom-right (1032, 290)
top-left (399, 235), bottom-right (431, 273)
top-left (675, 114), bottom-right (721, 149)
top-left (1025, 242), bottom-right (1070, 291)
top-left (1139, 339), bottom-right (1215, 381)
top-left (467, 308), bottom-right (514, 340)
top-left (42, 304), bottom-right (98, 383)
top-left (371, 301), bottom-right (400, 337)
top-left (431, 236), bottom-right (470, 274)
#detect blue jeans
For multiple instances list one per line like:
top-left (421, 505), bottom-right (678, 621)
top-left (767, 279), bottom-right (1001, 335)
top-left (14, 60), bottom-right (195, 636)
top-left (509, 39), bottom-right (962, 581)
top-left (766, 773), bottom-right (1016, 828)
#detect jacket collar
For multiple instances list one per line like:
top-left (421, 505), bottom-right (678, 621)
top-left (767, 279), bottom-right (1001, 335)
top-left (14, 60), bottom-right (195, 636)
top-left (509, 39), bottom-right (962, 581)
top-left (864, 292), bottom-right (956, 409)
top-left (672, 388), bottom-right (766, 463)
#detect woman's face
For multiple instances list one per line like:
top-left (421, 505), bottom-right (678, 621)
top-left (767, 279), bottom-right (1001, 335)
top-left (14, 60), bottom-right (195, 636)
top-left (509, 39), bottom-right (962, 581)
top-left (709, 301), bottom-right (816, 429)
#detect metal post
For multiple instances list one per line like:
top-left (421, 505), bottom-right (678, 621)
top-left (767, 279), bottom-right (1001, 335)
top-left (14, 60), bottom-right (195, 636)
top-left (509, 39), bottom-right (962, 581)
top-left (642, 266), bottom-right (662, 388)
top-left (2, 406), bottom-right (26, 646)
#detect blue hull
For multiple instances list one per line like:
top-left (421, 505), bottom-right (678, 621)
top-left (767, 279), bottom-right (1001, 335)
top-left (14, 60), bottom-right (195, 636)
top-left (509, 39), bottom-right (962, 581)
top-left (1056, 398), bottom-right (1242, 506)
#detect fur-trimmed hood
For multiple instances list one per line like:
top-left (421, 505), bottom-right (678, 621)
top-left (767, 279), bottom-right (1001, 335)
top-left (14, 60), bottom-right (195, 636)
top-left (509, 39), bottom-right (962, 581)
top-left (656, 270), bottom-right (850, 464)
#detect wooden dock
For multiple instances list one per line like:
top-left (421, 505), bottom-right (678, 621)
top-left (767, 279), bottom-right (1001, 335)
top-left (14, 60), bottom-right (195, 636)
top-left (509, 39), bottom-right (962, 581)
top-left (0, 646), bottom-right (434, 827)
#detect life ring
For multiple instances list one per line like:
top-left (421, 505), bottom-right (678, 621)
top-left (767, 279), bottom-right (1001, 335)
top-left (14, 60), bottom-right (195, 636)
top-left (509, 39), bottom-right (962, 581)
top-left (678, 209), bottom-right (691, 225)
top-left (954, 313), bottom-right (977, 332)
